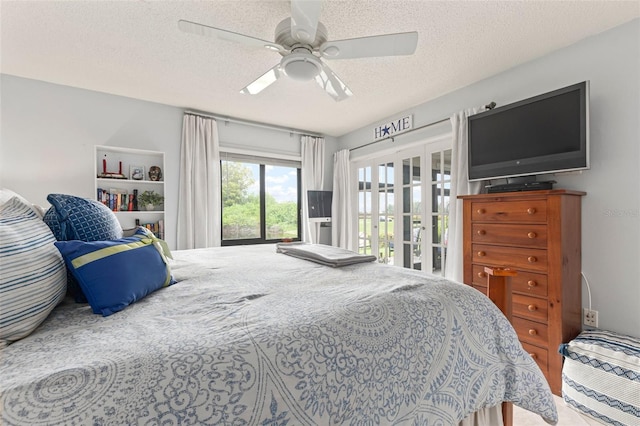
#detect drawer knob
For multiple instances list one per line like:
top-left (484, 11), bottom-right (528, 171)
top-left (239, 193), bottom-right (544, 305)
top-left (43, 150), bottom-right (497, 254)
top-left (477, 271), bottom-right (486, 278)
top-left (477, 229), bottom-right (486, 236)
top-left (478, 251), bottom-right (486, 257)
top-left (527, 207), bottom-right (536, 215)
top-left (527, 280), bottom-right (537, 288)
top-left (528, 256), bottom-right (537, 263)
top-left (528, 304), bottom-right (537, 312)
top-left (477, 208), bottom-right (486, 214)
top-left (528, 329), bottom-right (537, 336)
top-left (527, 232), bottom-right (537, 239)
top-left (529, 353), bottom-right (537, 360)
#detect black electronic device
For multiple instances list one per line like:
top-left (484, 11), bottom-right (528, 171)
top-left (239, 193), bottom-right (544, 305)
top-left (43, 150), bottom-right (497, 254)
top-left (486, 180), bottom-right (555, 193)
top-left (307, 190), bottom-right (332, 222)
top-left (468, 81), bottom-right (589, 182)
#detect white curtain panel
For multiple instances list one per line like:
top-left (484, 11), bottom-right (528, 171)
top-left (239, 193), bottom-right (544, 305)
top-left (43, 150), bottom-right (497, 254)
top-left (176, 114), bottom-right (221, 250)
top-left (331, 149), bottom-right (354, 250)
top-left (301, 136), bottom-right (325, 244)
top-left (444, 107), bottom-right (485, 282)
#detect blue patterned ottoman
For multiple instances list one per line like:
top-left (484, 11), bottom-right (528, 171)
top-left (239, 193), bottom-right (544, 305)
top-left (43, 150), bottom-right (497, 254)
top-left (559, 330), bottom-right (640, 425)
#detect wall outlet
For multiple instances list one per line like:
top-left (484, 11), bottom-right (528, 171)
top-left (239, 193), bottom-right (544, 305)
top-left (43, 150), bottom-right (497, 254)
top-left (583, 308), bottom-right (599, 328)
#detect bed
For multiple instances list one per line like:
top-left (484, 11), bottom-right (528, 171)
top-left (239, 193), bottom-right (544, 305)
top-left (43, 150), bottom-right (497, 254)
top-left (0, 193), bottom-right (558, 425)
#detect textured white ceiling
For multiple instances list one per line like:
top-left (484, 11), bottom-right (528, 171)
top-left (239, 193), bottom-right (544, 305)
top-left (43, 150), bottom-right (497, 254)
top-left (2, 1), bottom-right (638, 137)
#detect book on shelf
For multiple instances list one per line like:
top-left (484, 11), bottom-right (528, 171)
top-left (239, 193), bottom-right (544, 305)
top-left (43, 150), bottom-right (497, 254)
top-left (136, 219), bottom-right (164, 239)
top-left (97, 187), bottom-right (140, 212)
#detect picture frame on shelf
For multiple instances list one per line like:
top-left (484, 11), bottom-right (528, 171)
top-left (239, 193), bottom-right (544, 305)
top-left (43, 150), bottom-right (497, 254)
top-left (130, 165), bottom-right (145, 181)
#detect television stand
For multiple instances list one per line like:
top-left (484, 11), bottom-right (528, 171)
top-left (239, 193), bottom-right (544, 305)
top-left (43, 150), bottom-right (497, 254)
top-left (486, 180), bottom-right (555, 193)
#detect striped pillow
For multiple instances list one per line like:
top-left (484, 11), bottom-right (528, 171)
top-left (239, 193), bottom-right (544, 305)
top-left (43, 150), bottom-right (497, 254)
top-left (0, 197), bottom-right (66, 348)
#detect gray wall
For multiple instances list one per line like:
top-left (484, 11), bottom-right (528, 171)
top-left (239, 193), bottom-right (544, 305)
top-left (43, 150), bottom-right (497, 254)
top-left (0, 76), bottom-right (336, 249)
top-left (338, 19), bottom-right (640, 337)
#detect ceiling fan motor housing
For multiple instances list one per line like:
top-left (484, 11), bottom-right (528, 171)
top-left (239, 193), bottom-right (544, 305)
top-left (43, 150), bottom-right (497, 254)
top-left (275, 17), bottom-right (328, 49)
top-left (281, 49), bottom-right (322, 81)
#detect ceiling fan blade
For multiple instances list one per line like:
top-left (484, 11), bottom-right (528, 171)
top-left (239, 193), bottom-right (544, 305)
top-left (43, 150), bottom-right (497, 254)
top-left (179, 20), bottom-right (285, 52)
top-left (290, 0), bottom-right (322, 44)
top-left (314, 63), bottom-right (353, 102)
top-left (320, 31), bottom-right (418, 60)
top-left (240, 64), bottom-right (283, 95)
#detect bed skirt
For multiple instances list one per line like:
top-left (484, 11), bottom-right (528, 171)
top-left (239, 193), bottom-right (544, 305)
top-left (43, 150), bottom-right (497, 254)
top-left (459, 405), bottom-right (503, 426)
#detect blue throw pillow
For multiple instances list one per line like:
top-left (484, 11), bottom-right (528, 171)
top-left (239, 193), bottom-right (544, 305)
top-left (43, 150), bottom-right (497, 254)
top-left (54, 228), bottom-right (175, 316)
top-left (44, 193), bottom-right (123, 241)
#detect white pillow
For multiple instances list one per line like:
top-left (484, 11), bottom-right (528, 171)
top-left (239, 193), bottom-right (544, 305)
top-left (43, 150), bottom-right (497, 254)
top-left (0, 188), bottom-right (44, 218)
top-left (0, 197), bottom-right (66, 348)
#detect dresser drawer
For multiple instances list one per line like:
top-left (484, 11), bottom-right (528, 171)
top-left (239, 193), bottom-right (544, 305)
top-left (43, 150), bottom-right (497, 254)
top-left (513, 317), bottom-right (548, 347)
top-left (472, 284), bottom-right (488, 295)
top-left (472, 244), bottom-right (548, 272)
top-left (472, 265), bottom-right (548, 298)
top-left (471, 200), bottom-right (547, 223)
top-left (522, 342), bottom-right (549, 375)
top-left (471, 223), bottom-right (547, 248)
top-left (511, 271), bottom-right (548, 297)
top-left (472, 264), bottom-right (490, 287)
top-left (513, 294), bottom-right (548, 323)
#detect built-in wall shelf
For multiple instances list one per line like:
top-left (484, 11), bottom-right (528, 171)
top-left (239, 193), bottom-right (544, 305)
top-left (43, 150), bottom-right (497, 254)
top-left (94, 145), bottom-right (166, 238)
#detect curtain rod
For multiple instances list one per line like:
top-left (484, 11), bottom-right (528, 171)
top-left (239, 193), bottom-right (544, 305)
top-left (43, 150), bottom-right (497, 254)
top-left (184, 110), bottom-right (322, 138)
top-left (349, 102), bottom-right (496, 152)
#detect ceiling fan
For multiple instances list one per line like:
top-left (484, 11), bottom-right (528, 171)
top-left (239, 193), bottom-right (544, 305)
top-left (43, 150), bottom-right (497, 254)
top-left (178, 0), bottom-right (418, 101)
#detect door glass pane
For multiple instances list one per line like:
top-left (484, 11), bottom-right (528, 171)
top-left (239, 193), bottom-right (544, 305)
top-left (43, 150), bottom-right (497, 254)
top-left (265, 165), bottom-right (298, 240)
top-left (412, 156), bottom-right (421, 184)
top-left (432, 247), bottom-right (443, 274)
top-left (403, 187), bottom-right (410, 213)
top-left (431, 152), bottom-right (441, 180)
top-left (386, 191), bottom-right (394, 216)
top-left (378, 192), bottom-right (386, 215)
top-left (222, 161), bottom-right (260, 240)
top-left (413, 187), bottom-right (421, 210)
top-left (432, 184), bottom-right (440, 213)
top-left (386, 162), bottom-right (394, 184)
top-left (403, 215), bottom-right (411, 241)
top-left (402, 158), bottom-right (411, 185)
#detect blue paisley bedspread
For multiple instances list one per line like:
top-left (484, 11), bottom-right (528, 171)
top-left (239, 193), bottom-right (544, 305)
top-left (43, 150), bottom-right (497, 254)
top-left (0, 244), bottom-right (557, 425)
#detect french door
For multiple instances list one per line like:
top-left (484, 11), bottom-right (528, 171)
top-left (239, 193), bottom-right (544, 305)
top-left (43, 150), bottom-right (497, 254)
top-left (354, 139), bottom-right (451, 275)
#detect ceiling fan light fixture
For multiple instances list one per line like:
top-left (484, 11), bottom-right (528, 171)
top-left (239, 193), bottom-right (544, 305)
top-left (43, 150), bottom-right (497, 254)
top-left (280, 52), bottom-right (322, 81)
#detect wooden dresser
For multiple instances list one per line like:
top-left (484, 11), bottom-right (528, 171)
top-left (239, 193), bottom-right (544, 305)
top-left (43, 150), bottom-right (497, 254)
top-left (459, 190), bottom-right (585, 395)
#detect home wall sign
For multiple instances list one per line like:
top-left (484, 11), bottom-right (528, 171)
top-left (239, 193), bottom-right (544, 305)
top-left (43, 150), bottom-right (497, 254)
top-left (372, 114), bottom-right (413, 141)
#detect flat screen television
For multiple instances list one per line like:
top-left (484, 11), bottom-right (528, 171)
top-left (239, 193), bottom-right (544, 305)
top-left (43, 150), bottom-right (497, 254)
top-left (468, 81), bottom-right (589, 182)
top-left (307, 190), bottom-right (332, 222)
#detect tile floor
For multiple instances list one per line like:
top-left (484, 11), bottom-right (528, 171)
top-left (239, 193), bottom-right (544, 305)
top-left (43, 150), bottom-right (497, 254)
top-left (513, 395), bottom-right (602, 425)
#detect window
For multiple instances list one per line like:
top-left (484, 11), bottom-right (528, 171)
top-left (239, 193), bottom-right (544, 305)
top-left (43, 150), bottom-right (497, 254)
top-left (221, 154), bottom-right (301, 245)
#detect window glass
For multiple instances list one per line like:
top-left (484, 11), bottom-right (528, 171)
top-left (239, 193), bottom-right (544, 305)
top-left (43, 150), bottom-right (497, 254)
top-left (265, 165), bottom-right (299, 240)
top-left (222, 157), bottom-right (300, 245)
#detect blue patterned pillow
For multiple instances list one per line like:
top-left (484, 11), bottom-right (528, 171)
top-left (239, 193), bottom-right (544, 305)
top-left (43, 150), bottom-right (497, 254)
top-left (0, 197), bottom-right (66, 348)
top-left (44, 193), bottom-right (123, 241)
top-left (54, 228), bottom-right (175, 317)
